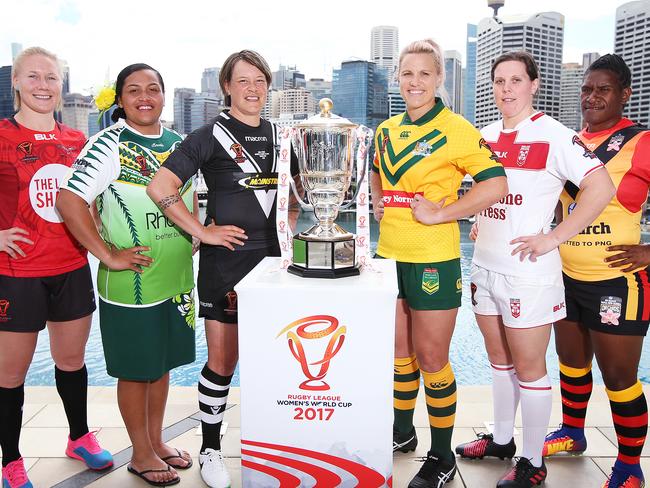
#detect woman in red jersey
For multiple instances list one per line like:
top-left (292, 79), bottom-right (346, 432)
top-left (543, 54), bottom-right (649, 488)
top-left (0, 47), bottom-right (112, 488)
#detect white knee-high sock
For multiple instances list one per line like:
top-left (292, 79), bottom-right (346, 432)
top-left (491, 363), bottom-right (519, 445)
top-left (519, 375), bottom-right (552, 467)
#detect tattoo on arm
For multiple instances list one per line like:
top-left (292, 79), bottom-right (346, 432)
top-left (157, 194), bottom-right (181, 210)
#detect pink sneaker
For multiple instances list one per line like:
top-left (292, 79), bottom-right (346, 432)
top-left (65, 431), bottom-right (113, 470)
top-left (2, 458), bottom-right (33, 488)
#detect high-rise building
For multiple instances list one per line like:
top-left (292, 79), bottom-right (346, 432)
top-left (559, 62), bottom-right (584, 131)
top-left (370, 25), bottom-right (399, 78)
top-left (388, 84), bottom-right (405, 118)
top-left (582, 52), bottom-right (600, 69)
top-left (174, 88), bottom-right (195, 135)
top-left (331, 60), bottom-right (388, 131)
top-left (615, 1), bottom-right (650, 126)
top-left (61, 61), bottom-right (70, 95)
top-left (306, 78), bottom-right (332, 101)
top-left (173, 88), bottom-right (221, 135)
top-left (272, 65), bottom-right (306, 90)
top-left (475, 12), bottom-right (564, 127)
top-left (11, 43), bottom-right (22, 61)
top-left (62, 93), bottom-right (93, 136)
top-left (279, 88), bottom-right (317, 116)
top-left (463, 24), bottom-right (478, 124)
top-left (444, 50), bottom-right (463, 113)
top-left (201, 67), bottom-right (222, 100)
top-left (262, 89), bottom-right (281, 120)
top-left (0, 66), bottom-right (13, 119)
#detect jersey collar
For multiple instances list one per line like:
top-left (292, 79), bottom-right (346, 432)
top-left (400, 98), bottom-right (445, 126)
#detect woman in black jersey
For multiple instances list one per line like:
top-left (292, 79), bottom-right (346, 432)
top-left (147, 49), bottom-right (298, 488)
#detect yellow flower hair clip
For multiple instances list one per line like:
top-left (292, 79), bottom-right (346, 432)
top-left (94, 85), bottom-right (116, 112)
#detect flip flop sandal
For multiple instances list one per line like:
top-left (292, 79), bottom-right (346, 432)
top-left (127, 464), bottom-right (180, 486)
top-left (161, 448), bottom-right (193, 470)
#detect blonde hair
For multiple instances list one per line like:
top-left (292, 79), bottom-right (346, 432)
top-left (12, 46), bottom-right (63, 111)
top-left (398, 39), bottom-right (450, 105)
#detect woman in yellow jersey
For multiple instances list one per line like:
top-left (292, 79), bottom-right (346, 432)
top-left (542, 54), bottom-right (650, 488)
top-left (370, 38), bottom-right (508, 488)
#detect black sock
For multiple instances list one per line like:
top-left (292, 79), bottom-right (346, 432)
top-left (55, 365), bottom-right (89, 441)
top-left (0, 384), bottom-right (24, 467)
top-left (199, 364), bottom-right (232, 452)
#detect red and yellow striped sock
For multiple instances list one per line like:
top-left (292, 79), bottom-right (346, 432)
top-left (607, 380), bottom-right (648, 466)
top-left (559, 362), bottom-right (592, 431)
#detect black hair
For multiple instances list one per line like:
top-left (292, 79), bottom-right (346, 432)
top-left (491, 50), bottom-right (540, 82)
top-left (585, 54), bottom-right (631, 90)
top-left (111, 63), bottom-right (165, 122)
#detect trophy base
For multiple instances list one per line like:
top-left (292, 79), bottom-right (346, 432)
top-left (290, 234), bottom-right (359, 279)
top-left (288, 264), bottom-right (360, 279)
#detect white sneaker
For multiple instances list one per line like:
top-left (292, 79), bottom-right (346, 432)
top-left (199, 448), bottom-right (231, 488)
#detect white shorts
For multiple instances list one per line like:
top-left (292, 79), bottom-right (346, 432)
top-left (470, 264), bottom-right (567, 328)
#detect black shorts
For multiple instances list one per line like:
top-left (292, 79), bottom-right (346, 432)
top-left (198, 245), bottom-right (279, 324)
top-left (0, 264), bottom-right (96, 333)
top-left (563, 271), bottom-right (650, 336)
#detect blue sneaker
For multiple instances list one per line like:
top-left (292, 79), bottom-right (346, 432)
top-left (603, 461), bottom-right (645, 488)
top-left (65, 431), bottom-right (113, 470)
top-left (543, 426), bottom-right (587, 456)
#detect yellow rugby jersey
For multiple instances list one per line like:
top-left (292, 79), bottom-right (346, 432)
top-left (373, 99), bottom-right (505, 263)
top-left (560, 118), bottom-right (650, 281)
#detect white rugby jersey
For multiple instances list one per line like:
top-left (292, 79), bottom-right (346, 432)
top-left (473, 112), bottom-right (603, 277)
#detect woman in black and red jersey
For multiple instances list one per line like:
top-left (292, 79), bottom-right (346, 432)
top-left (0, 47), bottom-right (112, 488)
top-left (543, 54), bottom-right (649, 488)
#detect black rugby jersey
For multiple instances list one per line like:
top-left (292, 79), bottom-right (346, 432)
top-left (164, 110), bottom-right (297, 250)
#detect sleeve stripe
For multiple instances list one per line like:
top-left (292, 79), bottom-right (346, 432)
top-left (473, 165), bottom-right (506, 182)
top-left (583, 164), bottom-right (604, 177)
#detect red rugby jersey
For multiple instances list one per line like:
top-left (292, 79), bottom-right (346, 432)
top-left (0, 118), bottom-right (87, 277)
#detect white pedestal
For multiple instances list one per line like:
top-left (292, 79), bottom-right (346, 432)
top-left (236, 257), bottom-right (398, 487)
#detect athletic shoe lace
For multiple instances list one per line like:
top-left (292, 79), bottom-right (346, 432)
top-left (4, 461), bottom-right (29, 486)
top-left (607, 465), bottom-right (643, 488)
top-left (79, 430), bottom-right (102, 452)
top-left (508, 457), bottom-right (540, 483)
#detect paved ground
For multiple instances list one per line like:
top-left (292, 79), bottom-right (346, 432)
top-left (16, 385), bottom-right (649, 487)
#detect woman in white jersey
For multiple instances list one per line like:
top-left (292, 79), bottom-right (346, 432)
top-left (453, 51), bottom-right (614, 488)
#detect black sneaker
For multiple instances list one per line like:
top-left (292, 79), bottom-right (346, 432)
top-left (393, 427), bottom-right (418, 453)
top-left (497, 457), bottom-right (547, 487)
top-left (455, 433), bottom-right (516, 460)
top-left (408, 453), bottom-right (456, 488)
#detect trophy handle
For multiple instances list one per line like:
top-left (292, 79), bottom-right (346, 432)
top-left (289, 175), bottom-right (313, 211)
top-left (340, 126), bottom-right (371, 210)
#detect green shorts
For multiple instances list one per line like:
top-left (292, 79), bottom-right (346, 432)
top-left (99, 290), bottom-right (196, 381)
top-left (378, 257), bottom-right (462, 310)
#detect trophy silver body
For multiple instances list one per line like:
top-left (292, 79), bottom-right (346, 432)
top-left (288, 99), bottom-right (360, 279)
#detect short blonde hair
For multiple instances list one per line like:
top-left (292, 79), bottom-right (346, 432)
top-left (12, 46), bottom-right (63, 111)
top-left (398, 39), bottom-right (449, 103)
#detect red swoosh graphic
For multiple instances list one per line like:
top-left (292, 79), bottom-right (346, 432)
top-left (241, 439), bottom-right (386, 487)
top-left (241, 459), bottom-right (301, 487)
top-left (242, 448), bottom-right (341, 487)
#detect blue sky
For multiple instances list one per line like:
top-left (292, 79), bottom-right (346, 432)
top-left (1, 0), bottom-right (621, 119)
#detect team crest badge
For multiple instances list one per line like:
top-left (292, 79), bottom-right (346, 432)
top-left (517, 145), bottom-right (530, 166)
top-left (422, 268), bottom-right (439, 295)
top-left (0, 299), bottom-right (9, 322)
top-left (230, 143), bottom-right (246, 164)
top-left (510, 298), bottom-right (521, 318)
top-left (413, 141), bottom-right (432, 156)
top-left (136, 155), bottom-right (151, 176)
top-left (17, 141), bottom-right (38, 163)
top-left (224, 291), bottom-right (238, 315)
top-left (572, 135), bottom-right (597, 159)
top-left (599, 296), bottom-right (622, 325)
top-left (607, 134), bottom-right (624, 152)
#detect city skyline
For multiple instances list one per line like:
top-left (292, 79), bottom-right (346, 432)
top-left (1, 0), bottom-right (621, 120)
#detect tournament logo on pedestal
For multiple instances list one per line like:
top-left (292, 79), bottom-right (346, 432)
top-left (277, 315), bottom-right (346, 391)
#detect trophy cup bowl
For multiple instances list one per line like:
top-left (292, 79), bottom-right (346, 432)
top-left (288, 98), bottom-right (361, 278)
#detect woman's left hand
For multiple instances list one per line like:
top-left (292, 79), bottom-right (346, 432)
top-left (605, 244), bottom-right (650, 273)
top-left (411, 194), bottom-right (446, 225)
top-left (510, 232), bottom-right (561, 262)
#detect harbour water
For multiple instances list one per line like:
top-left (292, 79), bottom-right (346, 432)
top-left (25, 212), bottom-right (650, 386)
